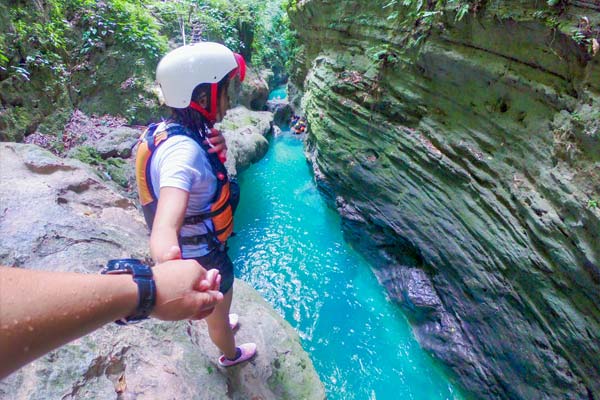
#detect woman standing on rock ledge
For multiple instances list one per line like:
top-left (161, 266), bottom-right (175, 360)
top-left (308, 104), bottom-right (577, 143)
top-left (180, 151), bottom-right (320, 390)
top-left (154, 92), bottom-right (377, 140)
top-left (135, 42), bottom-right (256, 367)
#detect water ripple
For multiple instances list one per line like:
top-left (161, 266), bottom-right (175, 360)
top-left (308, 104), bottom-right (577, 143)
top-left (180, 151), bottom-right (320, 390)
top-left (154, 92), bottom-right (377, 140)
top-left (230, 133), bottom-right (461, 400)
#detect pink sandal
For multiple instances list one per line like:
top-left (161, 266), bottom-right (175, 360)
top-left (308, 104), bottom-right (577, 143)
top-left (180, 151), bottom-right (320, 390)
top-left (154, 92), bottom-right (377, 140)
top-left (218, 343), bottom-right (257, 367)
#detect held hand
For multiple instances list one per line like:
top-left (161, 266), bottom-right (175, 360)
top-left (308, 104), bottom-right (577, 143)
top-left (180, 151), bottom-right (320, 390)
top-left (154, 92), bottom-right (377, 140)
top-left (204, 128), bottom-right (227, 163)
top-left (151, 259), bottom-right (223, 321)
top-left (197, 268), bottom-right (221, 292)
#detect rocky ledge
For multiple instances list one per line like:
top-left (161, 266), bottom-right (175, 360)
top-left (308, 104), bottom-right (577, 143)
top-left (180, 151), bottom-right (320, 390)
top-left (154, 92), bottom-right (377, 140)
top-left (0, 142), bottom-right (325, 399)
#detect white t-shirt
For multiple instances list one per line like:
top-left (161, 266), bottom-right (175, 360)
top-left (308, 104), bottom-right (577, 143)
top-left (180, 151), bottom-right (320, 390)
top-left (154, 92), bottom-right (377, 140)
top-left (150, 125), bottom-right (217, 257)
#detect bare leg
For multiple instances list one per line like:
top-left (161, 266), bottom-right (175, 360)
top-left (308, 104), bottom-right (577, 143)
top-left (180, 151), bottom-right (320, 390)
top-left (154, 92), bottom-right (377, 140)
top-left (205, 287), bottom-right (236, 359)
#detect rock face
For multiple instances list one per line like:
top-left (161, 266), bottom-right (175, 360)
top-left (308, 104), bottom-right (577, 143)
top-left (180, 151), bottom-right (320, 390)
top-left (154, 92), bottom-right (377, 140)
top-left (217, 106), bottom-right (273, 177)
top-left (236, 68), bottom-right (271, 111)
top-left (43, 106), bottom-right (273, 196)
top-left (266, 98), bottom-right (293, 127)
top-left (0, 143), bottom-right (325, 400)
top-left (290, 1), bottom-right (600, 399)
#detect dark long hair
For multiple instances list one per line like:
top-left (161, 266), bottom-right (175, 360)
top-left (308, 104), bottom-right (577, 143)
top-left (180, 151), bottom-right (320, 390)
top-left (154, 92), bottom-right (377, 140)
top-left (170, 76), bottom-right (230, 137)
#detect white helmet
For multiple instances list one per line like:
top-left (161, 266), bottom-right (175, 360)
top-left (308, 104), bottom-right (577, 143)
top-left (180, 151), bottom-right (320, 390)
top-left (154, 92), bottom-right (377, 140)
top-left (156, 42), bottom-right (246, 109)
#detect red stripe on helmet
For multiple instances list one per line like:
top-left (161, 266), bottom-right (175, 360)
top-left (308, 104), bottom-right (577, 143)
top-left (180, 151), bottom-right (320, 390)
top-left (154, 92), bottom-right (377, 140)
top-left (229, 53), bottom-right (246, 82)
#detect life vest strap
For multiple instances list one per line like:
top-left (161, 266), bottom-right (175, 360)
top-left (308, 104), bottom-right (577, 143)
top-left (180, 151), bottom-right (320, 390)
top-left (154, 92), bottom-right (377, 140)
top-left (179, 234), bottom-right (214, 246)
top-left (214, 220), bottom-right (233, 236)
top-left (136, 121), bottom-right (233, 246)
top-left (183, 201), bottom-right (230, 225)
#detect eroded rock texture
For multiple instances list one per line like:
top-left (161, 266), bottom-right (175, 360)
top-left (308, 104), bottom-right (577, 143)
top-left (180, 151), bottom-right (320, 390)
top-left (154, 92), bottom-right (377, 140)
top-left (290, 1), bottom-right (600, 398)
top-left (0, 143), bottom-right (325, 400)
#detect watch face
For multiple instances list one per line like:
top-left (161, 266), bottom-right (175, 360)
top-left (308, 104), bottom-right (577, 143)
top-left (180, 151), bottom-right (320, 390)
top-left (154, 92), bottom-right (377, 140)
top-left (106, 258), bottom-right (143, 271)
top-left (103, 258), bottom-right (156, 325)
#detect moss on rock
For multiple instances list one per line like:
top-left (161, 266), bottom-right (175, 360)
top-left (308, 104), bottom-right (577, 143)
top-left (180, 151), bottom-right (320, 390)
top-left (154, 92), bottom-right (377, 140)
top-left (290, 0), bottom-right (600, 398)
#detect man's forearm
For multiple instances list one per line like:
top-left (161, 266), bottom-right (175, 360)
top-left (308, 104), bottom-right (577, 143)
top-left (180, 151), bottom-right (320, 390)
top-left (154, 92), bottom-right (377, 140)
top-left (0, 267), bottom-right (137, 379)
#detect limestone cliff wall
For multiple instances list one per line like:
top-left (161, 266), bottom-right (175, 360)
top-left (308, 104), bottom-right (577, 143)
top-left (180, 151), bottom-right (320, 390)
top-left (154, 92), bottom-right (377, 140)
top-left (290, 0), bottom-right (600, 399)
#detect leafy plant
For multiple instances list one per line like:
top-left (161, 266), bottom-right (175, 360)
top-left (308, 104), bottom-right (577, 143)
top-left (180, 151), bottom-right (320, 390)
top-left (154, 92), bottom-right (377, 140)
top-left (252, 1), bottom-right (298, 77)
top-left (381, 0), bottom-right (474, 55)
top-left (455, 3), bottom-right (470, 21)
top-left (571, 29), bottom-right (587, 45)
top-left (0, 52), bottom-right (7, 72)
top-left (9, 66), bottom-right (30, 81)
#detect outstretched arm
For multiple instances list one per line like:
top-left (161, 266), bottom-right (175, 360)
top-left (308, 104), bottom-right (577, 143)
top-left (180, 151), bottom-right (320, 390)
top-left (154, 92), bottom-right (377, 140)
top-left (150, 187), bottom-right (189, 263)
top-left (0, 260), bottom-right (222, 379)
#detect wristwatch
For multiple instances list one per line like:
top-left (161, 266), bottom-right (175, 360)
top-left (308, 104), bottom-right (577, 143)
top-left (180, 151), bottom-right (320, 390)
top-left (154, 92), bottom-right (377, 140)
top-left (101, 258), bottom-right (157, 325)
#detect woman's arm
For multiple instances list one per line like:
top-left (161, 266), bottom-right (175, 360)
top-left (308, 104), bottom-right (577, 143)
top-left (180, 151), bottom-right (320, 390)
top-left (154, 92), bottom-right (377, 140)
top-left (0, 260), bottom-right (222, 379)
top-left (150, 187), bottom-right (189, 263)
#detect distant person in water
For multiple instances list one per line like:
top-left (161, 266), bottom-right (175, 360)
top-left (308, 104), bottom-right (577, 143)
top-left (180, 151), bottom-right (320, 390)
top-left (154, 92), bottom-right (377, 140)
top-left (0, 260), bottom-right (223, 379)
top-left (292, 116), bottom-right (307, 134)
top-left (290, 114), bottom-right (300, 127)
top-left (134, 42), bottom-right (256, 367)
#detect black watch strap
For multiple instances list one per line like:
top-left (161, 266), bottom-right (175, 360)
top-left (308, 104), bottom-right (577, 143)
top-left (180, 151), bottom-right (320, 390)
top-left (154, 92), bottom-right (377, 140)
top-left (101, 259), bottom-right (157, 325)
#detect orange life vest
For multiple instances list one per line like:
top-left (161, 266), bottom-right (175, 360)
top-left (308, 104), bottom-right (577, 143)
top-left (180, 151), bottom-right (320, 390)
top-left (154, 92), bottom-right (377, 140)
top-left (135, 122), bottom-right (238, 248)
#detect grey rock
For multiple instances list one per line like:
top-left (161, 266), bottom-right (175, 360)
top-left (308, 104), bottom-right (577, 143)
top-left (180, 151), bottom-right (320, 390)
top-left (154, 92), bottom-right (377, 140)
top-left (217, 106), bottom-right (273, 176)
top-left (0, 143), bottom-right (325, 400)
top-left (266, 99), bottom-right (293, 126)
top-left (286, 81), bottom-right (304, 113)
top-left (236, 68), bottom-right (270, 111)
top-left (20, 144), bottom-right (79, 174)
top-left (93, 127), bottom-right (140, 159)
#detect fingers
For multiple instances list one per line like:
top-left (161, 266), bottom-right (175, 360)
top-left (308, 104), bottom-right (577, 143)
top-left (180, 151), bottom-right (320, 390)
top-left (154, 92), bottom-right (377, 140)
top-left (197, 290), bottom-right (222, 311)
top-left (204, 128), bottom-right (227, 163)
top-left (197, 269), bottom-right (221, 291)
top-left (189, 290), bottom-right (223, 320)
top-left (205, 142), bottom-right (227, 160)
top-left (194, 308), bottom-right (216, 320)
top-left (214, 273), bottom-right (221, 291)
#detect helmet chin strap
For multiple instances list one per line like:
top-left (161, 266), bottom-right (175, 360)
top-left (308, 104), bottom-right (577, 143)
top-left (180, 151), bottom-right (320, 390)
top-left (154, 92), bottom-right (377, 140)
top-left (189, 83), bottom-right (219, 126)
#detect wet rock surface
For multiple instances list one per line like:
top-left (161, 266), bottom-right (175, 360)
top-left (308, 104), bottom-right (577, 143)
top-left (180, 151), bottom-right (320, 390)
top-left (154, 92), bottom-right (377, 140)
top-left (217, 106), bottom-right (273, 177)
top-left (291, 1), bottom-right (600, 398)
top-left (266, 98), bottom-right (293, 126)
top-left (0, 143), bottom-right (325, 400)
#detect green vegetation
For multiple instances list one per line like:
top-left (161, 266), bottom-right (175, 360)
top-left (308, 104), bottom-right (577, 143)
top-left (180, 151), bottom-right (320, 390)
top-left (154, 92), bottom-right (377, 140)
top-left (380, 0), bottom-right (478, 50)
top-left (157, 0), bottom-right (296, 82)
top-left (1, 0), bottom-right (293, 89)
top-left (251, 2), bottom-right (298, 81)
top-left (72, 146), bottom-right (130, 188)
top-left (373, 0), bottom-right (597, 57)
top-left (1, 0), bottom-right (295, 142)
top-left (71, 146), bottom-right (104, 165)
top-left (151, 0), bottom-right (258, 53)
top-left (0, 0), bottom-right (169, 141)
top-left (3, 0), bottom-right (166, 84)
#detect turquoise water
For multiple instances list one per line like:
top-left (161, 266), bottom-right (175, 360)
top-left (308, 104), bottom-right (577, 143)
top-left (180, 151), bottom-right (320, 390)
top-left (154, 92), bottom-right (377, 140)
top-left (229, 132), bottom-right (460, 400)
top-left (267, 85), bottom-right (287, 100)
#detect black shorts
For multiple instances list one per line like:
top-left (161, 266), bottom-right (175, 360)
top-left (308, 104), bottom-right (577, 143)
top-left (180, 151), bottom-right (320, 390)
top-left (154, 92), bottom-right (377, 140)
top-left (190, 249), bottom-right (234, 294)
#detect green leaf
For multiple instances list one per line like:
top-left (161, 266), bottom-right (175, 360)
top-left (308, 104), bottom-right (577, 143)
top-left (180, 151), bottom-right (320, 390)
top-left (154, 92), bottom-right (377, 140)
top-left (387, 11), bottom-right (399, 20)
top-left (455, 3), bottom-right (469, 21)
